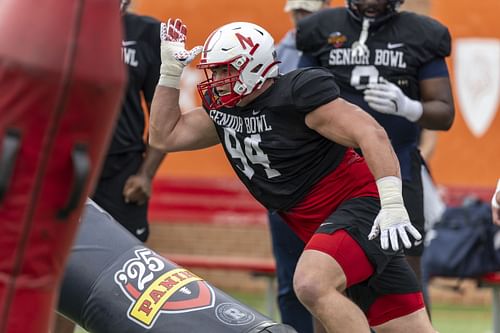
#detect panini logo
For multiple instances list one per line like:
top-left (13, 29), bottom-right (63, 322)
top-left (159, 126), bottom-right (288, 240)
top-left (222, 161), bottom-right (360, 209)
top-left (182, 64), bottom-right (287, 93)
top-left (115, 248), bottom-right (215, 328)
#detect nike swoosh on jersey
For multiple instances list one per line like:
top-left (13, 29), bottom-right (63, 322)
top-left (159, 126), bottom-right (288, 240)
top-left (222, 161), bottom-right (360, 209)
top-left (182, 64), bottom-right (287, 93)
top-left (387, 42), bottom-right (404, 49)
top-left (122, 40), bottom-right (137, 47)
top-left (136, 227), bottom-right (147, 235)
top-left (413, 239), bottom-right (423, 246)
top-left (252, 109), bottom-right (262, 115)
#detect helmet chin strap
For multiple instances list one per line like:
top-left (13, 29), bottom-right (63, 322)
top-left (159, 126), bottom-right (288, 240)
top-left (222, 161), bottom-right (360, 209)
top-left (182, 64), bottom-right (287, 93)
top-left (219, 93), bottom-right (241, 108)
top-left (351, 17), bottom-right (371, 57)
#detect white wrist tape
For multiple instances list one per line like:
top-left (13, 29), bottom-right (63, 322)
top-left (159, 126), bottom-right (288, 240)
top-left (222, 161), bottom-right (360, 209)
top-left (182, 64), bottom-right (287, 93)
top-left (158, 41), bottom-right (185, 89)
top-left (492, 179), bottom-right (500, 209)
top-left (376, 176), bottom-right (404, 208)
top-left (158, 71), bottom-right (182, 89)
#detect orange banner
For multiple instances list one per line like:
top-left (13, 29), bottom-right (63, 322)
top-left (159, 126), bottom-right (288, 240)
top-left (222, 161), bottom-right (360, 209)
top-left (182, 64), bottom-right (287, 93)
top-left (136, 0), bottom-right (499, 187)
top-left (431, 0), bottom-right (500, 187)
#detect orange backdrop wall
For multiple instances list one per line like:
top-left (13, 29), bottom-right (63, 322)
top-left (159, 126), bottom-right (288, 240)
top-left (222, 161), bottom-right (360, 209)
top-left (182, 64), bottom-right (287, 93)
top-left (431, 0), bottom-right (500, 187)
top-left (135, 0), bottom-right (499, 188)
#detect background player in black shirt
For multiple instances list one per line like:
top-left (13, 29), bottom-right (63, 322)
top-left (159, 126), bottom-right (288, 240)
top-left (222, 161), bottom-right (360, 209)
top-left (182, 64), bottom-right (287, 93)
top-left (92, 0), bottom-right (165, 243)
top-left (296, 0), bottom-right (455, 313)
top-left (149, 18), bottom-right (435, 332)
top-left (53, 1), bottom-right (165, 332)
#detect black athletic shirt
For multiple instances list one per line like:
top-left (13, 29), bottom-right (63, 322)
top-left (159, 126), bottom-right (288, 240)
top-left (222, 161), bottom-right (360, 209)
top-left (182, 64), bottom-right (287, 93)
top-left (107, 13), bottom-right (161, 155)
top-left (205, 67), bottom-right (347, 211)
top-left (296, 9), bottom-right (451, 180)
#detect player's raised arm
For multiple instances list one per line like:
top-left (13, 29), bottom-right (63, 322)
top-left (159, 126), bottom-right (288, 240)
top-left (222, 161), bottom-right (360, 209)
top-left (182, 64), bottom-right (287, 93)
top-left (305, 98), bottom-right (422, 251)
top-left (149, 18), bottom-right (219, 153)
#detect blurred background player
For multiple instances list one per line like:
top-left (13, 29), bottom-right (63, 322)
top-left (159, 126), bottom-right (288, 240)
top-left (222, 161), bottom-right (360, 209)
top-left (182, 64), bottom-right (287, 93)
top-left (296, 0), bottom-right (455, 314)
top-left (272, 1), bottom-right (448, 328)
top-left (53, 0), bottom-right (164, 331)
top-left (271, 1), bottom-right (330, 332)
top-left (92, 0), bottom-right (164, 243)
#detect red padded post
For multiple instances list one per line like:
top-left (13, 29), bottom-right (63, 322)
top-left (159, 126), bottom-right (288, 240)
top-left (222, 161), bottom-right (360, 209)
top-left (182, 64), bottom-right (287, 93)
top-left (0, 0), bottom-right (125, 332)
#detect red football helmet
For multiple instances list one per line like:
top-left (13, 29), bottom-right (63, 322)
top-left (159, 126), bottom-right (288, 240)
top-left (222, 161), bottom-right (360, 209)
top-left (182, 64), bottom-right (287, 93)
top-left (196, 22), bottom-right (279, 110)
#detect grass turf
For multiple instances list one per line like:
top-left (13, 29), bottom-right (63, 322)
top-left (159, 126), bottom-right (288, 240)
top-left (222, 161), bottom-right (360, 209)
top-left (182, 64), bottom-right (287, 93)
top-left (74, 291), bottom-right (493, 333)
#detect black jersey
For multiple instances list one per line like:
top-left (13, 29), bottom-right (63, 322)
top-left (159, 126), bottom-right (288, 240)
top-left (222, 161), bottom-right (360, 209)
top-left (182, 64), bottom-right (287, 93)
top-left (206, 68), bottom-right (346, 211)
top-left (108, 13), bottom-right (161, 155)
top-left (296, 9), bottom-right (451, 179)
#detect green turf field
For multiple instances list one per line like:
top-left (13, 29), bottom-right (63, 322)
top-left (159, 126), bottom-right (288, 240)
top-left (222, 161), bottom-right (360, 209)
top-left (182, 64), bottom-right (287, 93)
top-left (228, 291), bottom-right (494, 333)
top-left (431, 303), bottom-right (493, 333)
top-left (74, 291), bottom-right (493, 333)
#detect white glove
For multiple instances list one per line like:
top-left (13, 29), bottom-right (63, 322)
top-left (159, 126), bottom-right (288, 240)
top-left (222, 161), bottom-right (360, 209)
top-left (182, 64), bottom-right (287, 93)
top-left (368, 176), bottom-right (422, 251)
top-left (159, 18), bottom-right (203, 88)
top-left (363, 78), bottom-right (423, 122)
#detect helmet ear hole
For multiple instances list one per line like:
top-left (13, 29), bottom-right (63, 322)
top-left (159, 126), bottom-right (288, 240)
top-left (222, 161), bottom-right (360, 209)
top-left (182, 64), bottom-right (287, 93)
top-left (250, 65), bottom-right (263, 73)
top-left (235, 84), bottom-right (246, 93)
top-left (233, 57), bottom-right (246, 69)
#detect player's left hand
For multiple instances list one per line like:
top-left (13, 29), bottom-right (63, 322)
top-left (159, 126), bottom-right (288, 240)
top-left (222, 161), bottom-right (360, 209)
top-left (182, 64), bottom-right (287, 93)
top-left (368, 204), bottom-right (422, 251)
top-left (123, 174), bottom-right (152, 205)
top-left (368, 176), bottom-right (422, 251)
top-left (363, 78), bottom-right (423, 122)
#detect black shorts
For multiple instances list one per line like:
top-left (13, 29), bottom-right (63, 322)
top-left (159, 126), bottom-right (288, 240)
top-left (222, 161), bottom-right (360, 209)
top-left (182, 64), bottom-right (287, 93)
top-left (92, 151), bottom-right (149, 241)
top-left (402, 150), bottom-right (425, 256)
top-left (315, 197), bottom-right (421, 313)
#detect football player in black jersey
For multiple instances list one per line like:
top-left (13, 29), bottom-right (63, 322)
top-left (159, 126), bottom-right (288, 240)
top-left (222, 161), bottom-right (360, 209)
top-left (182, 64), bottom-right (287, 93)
top-left (272, 1), bottom-right (331, 332)
top-left (92, 0), bottom-right (165, 244)
top-left (296, 0), bottom-right (455, 314)
top-left (149, 18), bottom-right (435, 332)
top-left (53, 1), bottom-right (165, 332)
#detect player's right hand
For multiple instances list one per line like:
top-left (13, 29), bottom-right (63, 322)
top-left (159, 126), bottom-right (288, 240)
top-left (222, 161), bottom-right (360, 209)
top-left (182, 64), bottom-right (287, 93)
top-left (123, 174), bottom-right (151, 205)
top-left (363, 78), bottom-right (423, 123)
top-left (159, 18), bottom-right (203, 88)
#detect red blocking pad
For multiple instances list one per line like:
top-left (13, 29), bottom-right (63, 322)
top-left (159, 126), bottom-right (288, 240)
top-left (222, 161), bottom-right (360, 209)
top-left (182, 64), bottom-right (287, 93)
top-left (0, 0), bottom-right (125, 332)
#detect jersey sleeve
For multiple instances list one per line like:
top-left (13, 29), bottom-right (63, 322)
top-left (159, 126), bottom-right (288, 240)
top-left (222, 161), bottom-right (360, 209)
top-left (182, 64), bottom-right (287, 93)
top-left (434, 23), bottom-right (451, 59)
top-left (418, 58), bottom-right (449, 80)
top-left (296, 9), bottom-right (337, 53)
top-left (402, 13), bottom-right (451, 63)
top-left (298, 54), bottom-right (320, 68)
top-left (424, 16), bottom-right (451, 59)
top-left (296, 13), bottom-right (322, 53)
top-left (290, 67), bottom-right (340, 113)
